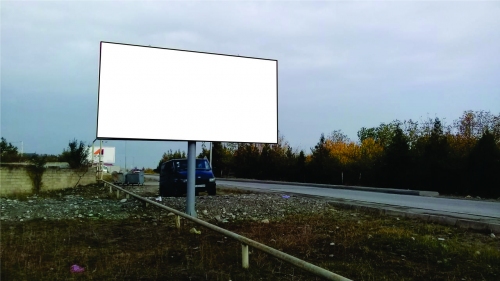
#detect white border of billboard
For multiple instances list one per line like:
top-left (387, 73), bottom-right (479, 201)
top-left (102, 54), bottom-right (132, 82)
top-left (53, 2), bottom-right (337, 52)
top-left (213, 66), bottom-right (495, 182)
top-left (97, 42), bottom-right (278, 143)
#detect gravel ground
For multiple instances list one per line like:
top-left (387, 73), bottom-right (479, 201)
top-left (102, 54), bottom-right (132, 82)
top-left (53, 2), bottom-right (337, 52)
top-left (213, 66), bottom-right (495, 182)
top-left (0, 184), bottom-right (332, 223)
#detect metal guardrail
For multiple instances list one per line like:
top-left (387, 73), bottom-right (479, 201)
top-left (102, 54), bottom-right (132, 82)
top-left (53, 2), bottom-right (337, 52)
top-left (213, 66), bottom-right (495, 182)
top-left (100, 180), bottom-right (352, 281)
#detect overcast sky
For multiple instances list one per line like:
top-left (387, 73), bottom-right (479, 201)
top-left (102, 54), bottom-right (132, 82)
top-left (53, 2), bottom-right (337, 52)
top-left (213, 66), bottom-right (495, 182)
top-left (2, 0), bottom-right (499, 169)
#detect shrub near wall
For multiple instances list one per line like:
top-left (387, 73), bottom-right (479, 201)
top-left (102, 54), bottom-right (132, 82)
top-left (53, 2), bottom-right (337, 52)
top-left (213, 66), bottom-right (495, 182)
top-left (0, 166), bottom-right (97, 196)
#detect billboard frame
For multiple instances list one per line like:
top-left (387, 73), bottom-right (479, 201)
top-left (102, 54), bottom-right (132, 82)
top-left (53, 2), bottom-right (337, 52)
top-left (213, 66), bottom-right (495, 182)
top-left (97, 41), bottom-right (278, 144)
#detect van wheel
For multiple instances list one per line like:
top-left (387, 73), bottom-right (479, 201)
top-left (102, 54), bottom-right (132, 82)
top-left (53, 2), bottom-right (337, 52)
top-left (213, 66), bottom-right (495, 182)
top-left (162, 185), bottom-right (174, 197)
top-left (208, 187), bottom-right (216, 196)
top-left (171, 186), bottom-right (181, 197)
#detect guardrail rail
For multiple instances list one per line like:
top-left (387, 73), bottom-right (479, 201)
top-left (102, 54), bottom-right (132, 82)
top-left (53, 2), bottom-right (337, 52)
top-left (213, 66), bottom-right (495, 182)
top-left (101, 180), bottom-right (352, 281)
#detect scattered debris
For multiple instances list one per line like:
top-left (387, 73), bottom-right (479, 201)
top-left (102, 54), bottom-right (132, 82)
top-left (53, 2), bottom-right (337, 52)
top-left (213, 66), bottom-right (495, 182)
top-left (261, 219), bottom-right (270, 224)
top-left (70, 264), bottom-right (85, 273)
top-left (0, 185), bottom-right (331, 223)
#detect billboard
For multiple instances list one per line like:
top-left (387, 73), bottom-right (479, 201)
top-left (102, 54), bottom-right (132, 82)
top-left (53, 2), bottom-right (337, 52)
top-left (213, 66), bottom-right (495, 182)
top-left (88, 146), bottom-right (115, 164)
top-left (97, 41), bottom-right (278, 143)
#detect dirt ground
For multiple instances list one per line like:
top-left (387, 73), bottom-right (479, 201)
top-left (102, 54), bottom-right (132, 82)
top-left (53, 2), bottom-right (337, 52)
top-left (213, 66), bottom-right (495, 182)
top-left (1, 183), bottom-right (499, 281)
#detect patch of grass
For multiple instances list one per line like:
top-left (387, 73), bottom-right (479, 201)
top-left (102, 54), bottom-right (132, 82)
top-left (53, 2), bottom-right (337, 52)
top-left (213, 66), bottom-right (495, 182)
top-left (2, 205), bottom-right (499, 280)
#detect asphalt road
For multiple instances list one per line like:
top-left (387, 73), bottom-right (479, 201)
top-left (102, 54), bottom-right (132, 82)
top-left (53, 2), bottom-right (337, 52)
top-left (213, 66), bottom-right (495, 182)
top-left (145, 175), bottom-right (500, 220)
top-left (217, 180), bottom-right (500, 220)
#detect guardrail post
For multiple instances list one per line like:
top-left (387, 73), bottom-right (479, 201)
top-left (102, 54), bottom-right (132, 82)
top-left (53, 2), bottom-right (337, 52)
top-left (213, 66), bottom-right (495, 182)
top-left (175, 215), bottom-right (181, 229)
top-left (98, 180), bottom-right (352, 281)
top-left (116, 190), bottom-right (120, 198)
top-left (242, 244), bottom-right (249, 269)
top-left (126, 194), bottom-right (130, 199)
top-left (109, 185), bottom-right (112, 194)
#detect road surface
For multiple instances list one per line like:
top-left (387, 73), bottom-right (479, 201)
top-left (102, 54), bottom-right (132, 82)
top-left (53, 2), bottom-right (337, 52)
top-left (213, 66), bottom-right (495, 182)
top-left (145, 175), bottom-right (500, 221)
top-left (217, 180), bottom-right (500, 220)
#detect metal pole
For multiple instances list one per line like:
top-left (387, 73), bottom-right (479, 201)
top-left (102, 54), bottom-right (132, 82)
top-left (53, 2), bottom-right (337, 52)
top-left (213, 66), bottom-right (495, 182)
top-left (175, 215), bottom-right (181, 229)
top-left (92, 139), bottom-right (97, 179)
top-left (99, 140), bottom-right (103, 180)
top-left (209, 142), bottom-right (212, 168)
top-left (242, 244), bottom-right (249, 269)
top-left (125, 141), bottom-right (127, 171)
top-left (186, 141), bottom-right (197, 217)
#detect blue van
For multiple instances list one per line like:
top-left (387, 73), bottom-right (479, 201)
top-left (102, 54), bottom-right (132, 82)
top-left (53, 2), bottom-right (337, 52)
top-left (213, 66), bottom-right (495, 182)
top-left (159, 158), bottom-right (216, 197)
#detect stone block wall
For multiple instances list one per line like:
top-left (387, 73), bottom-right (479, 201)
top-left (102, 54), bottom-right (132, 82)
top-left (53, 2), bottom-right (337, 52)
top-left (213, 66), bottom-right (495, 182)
top-left (0, 165), bottom-right (97, 196)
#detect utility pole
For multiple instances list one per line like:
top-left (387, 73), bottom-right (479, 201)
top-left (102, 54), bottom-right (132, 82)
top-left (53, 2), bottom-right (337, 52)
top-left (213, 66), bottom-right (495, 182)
top-left (209, 142), bottom-right (212, 167)
top-left (92, 139), bottom-right (97, 178)
top-left (99, 140), bottom-right (103, 180)
top-left (125, 141), bottom-right (127, 171)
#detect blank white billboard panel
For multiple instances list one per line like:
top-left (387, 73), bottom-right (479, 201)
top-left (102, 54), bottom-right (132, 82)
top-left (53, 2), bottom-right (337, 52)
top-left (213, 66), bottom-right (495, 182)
top-left (97, 42), bottom-right (278, 143)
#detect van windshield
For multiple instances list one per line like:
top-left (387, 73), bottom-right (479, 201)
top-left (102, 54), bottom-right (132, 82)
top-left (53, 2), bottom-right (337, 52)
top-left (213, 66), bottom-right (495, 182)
top-left (173, 159), bottom-right (211, 171)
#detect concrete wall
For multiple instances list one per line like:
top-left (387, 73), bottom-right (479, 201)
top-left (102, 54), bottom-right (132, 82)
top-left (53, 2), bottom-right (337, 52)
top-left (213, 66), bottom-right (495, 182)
top-left (0, 165), bottom-right (97, 196)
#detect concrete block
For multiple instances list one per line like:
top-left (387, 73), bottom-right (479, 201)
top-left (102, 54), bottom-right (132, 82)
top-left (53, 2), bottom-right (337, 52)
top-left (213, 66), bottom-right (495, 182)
top-left (456, 219), bottom-right (490, 231)
top-left (404, 213), bottom-right (430, 222)
top-left (427, 215), bottom-right (457, 227)
top-left (384, 209), bottom-right (407, 217)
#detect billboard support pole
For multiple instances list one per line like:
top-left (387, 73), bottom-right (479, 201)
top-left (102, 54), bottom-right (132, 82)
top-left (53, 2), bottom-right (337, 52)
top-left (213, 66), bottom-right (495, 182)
top-left (186, 141), bottom-right (197, 217)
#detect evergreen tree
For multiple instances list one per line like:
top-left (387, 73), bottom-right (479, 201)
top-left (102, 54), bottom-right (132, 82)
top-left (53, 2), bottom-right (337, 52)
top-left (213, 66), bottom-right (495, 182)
top-left (384, 126), bottom-right (410, 189)
top-left (468, 130), bottom-right (500, 197)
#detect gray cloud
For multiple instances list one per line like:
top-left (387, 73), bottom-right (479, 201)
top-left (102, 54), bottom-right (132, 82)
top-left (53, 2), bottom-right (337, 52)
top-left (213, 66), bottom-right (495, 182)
top-left (2, 0), bottom-right (499, 167)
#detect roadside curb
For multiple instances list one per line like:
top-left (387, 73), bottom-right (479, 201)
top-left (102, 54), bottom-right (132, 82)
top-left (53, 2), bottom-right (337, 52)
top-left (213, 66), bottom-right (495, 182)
top-left (219, 178), bottom-right (439, 197)
top-left (327, 200), bottom-right (500, 233)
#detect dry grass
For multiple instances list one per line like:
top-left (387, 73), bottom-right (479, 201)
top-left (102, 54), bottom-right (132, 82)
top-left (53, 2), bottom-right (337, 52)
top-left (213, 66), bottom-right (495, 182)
top-left (2, 204), bottom-right (499, 281)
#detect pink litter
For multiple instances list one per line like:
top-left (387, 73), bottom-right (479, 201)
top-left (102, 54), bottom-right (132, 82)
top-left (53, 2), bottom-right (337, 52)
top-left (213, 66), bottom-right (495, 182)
top-left (70, 264), bottom-right (85, 273)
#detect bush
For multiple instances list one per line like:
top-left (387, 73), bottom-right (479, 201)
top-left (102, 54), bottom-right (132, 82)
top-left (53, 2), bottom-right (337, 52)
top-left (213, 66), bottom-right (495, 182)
top-left (59, 139), bottom-right (90, 169)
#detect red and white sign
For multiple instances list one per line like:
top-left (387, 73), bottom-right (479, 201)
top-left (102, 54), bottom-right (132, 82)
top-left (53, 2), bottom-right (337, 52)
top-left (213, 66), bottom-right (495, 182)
top-left (88, 146), bottom-right (115, 164)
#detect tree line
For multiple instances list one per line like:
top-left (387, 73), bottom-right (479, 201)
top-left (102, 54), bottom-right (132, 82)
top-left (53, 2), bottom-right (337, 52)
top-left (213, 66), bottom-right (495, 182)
top-left (1, 138), bottom-right (90, 169)
top-left (161, 110), bottom-right (499, 198)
